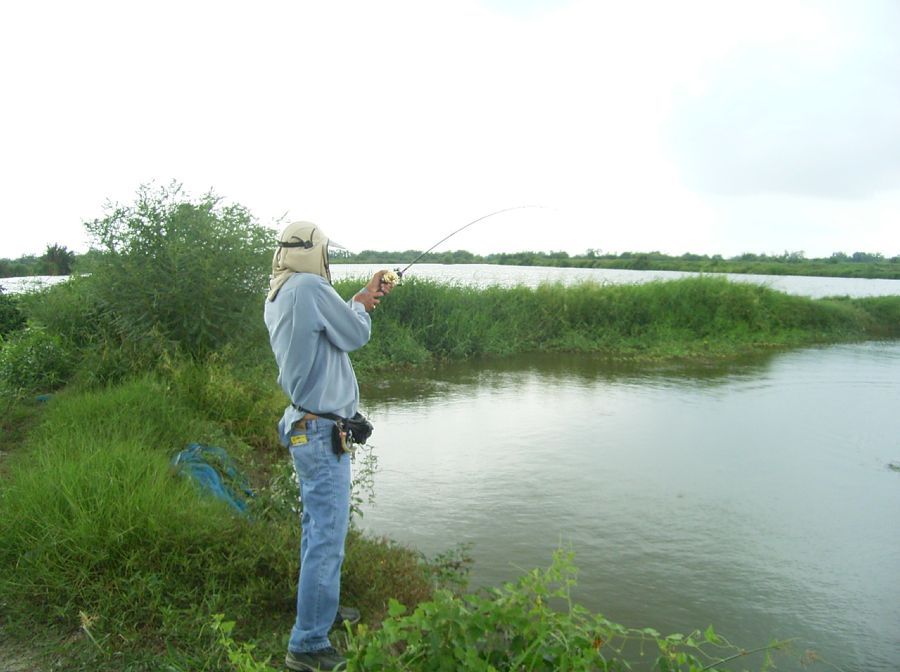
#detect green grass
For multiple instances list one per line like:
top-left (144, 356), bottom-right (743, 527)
top-left (0, 375), bottom-right (438, 670)
top-left (330, 275), bottom-right (900, 374)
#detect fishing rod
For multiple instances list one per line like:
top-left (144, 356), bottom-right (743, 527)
top-left (387, 205), bottom-right (543, 282)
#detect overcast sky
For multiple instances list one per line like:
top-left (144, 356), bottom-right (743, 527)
top-left (2, 0), bottom-right (898, 259)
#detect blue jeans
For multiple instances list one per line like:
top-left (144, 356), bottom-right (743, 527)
top-left (287, 418), bottom-right (351, 653)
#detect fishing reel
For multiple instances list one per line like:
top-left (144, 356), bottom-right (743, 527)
top-left (381, 269), bottom-right (402, 286)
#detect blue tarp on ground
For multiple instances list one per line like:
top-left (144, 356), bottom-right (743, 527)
top-left (171, 443), bottom-right (254, 515)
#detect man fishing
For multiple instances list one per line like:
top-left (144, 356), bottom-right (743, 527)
top-left (264, 221), bottom-right (393, 672)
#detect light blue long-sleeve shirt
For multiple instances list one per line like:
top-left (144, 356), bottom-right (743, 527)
top-left (264, 273), bottom-right (371, 446)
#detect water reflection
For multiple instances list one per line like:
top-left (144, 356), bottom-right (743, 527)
top-left (357, 342), bottom-right (900, 672)
top-left (361, 350), bottom-right (779, 405)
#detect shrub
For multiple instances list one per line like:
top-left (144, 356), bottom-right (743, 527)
top-left (0, 327), bottom-right (73, 398)
top-left (0, 287), bottom-right (26, 337)
top-left (17, 275), bottom-right (106, 347)
top-left (344, 548), bottom-right (787, 671)
top-left (83, 181), bottom-right (275, 359)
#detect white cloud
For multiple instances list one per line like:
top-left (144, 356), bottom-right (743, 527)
top-left (1, 0), bottom-right (897, 260)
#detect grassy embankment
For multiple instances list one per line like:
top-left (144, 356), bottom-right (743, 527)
top-left (0, 373), bottom-right (436, 670)
top-left (338, 275), bottom-right (900, 374)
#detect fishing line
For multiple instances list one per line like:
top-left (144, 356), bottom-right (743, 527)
top-left (396, 205), bottom-right (544, 278)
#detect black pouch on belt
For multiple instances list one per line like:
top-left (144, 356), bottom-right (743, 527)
top-left (345, 412), bottom-right (373, 445)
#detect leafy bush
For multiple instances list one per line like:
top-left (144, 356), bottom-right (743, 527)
top-left (17, 275), bottom-right (105, 347)
top-left (16, 275), bottom-right (175, 386)
top-left (208, 549), bottom-right (788, 672)
top-left (0, 287), bottom-right (26, 337)
top-left (0, 327), bottom-right (73, 397)
top-left (345, 549), bottom-right (787, 671)
top-left (83, 181), bottom-right (275, 359)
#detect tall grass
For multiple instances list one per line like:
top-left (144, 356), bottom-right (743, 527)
top-left (333, 275), bottom-right (899, 372)
top-left (0, 380), bottom-right (287, 639)
top-left (0, 375), bottom-right (436, 669)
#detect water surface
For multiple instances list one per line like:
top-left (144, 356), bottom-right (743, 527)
top-left (4, 266), bottom-right (899, 298)
top-left (336, 263), bottom-right (900, 298)
top-left (359, 342), bottom-right (900, 671)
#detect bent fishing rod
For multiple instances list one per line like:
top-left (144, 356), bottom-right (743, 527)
top-left (386, 205), bottom-right (543, 282)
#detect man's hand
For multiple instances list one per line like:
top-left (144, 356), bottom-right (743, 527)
top-left (353, 270), bottom-right (395, 313)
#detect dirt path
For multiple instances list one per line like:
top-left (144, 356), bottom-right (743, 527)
top-left (0, 626), bottom-right (42, 672)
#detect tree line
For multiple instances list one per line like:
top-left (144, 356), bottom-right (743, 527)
top-left (0, 244), bottom-right (90, 277)
top-left (4, 244), bottom-right (898, 279)
top-left (332, 248), bottom-right (900, 278)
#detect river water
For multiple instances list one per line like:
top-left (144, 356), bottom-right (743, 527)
top-left (345, 266), bottom-right (900, 672)
top-left (4, 265), bottom-right (900, 298)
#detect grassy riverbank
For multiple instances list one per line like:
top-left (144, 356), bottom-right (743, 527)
top-left (0, 374), bottom-right (441, 670)
top-left (334, 275), bottom-right (900, 375)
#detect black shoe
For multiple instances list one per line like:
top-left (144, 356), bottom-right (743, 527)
top-left (285, 646), bottom-right (347, 671)
top-left (332, 605), bottom-right (360, 628)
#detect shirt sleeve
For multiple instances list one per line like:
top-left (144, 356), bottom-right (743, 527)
top-left (315, 281), bottom-right (372, 352)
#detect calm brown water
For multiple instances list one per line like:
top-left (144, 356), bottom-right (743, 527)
top-left (359, 342), bottom-right (900, 672)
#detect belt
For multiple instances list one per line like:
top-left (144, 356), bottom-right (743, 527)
top-left (292, 412), bottom-right (318, 429)
top-left (292, 404), bottom-right (345, 424)
top-left (292, 411), bottom-right (347, 431)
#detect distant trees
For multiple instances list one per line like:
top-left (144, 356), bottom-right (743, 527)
top-left (327, 247), bottom-right (898, 278)
top-left (0, 256), bottom-right (37, 278)
top-left (0, 245), bottom-right (75, 277)
top-left (42, 244), bottom-right (75, 275)
top-left (2, 213), bottom-right (896, 283)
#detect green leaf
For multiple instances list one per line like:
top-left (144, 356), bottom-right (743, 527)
top-left (388, 598), bottom-right (407, 618)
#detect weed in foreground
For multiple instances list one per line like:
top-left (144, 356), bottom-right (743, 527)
top-left (344, 548), bottom-right (790, 671)
top-left (210, 549), bottom-right (799, 672)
